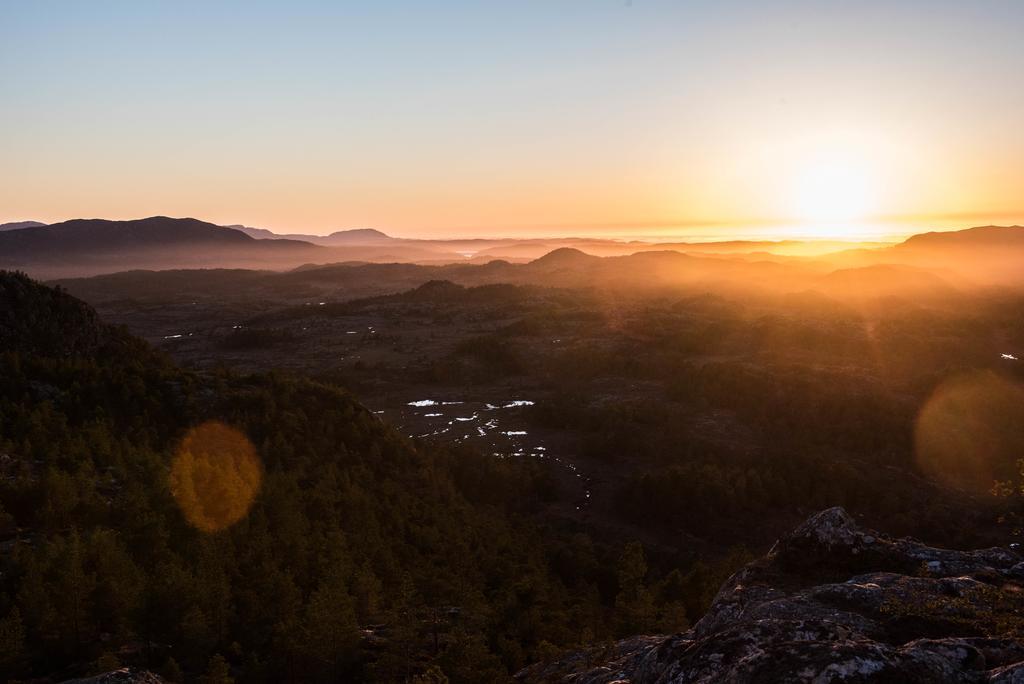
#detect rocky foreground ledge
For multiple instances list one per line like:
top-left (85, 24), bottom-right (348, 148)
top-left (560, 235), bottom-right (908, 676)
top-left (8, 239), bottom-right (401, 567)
top-left (519, 508), bottom-right (1024, 683)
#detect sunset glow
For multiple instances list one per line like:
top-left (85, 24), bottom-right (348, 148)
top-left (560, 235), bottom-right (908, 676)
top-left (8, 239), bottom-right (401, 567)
top-left (3, 2), bottom-right (1024, 240)
top-left (792, 159), bottom-right (878, 227)
top-left (7, 3), bottom-right (1024, 681)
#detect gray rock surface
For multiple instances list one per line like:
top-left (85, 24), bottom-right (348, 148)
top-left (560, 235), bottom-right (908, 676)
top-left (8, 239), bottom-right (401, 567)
top-left (61, 668), bottom-right (166, 684)
top-left (519, 508), bottom-right (1024, 683)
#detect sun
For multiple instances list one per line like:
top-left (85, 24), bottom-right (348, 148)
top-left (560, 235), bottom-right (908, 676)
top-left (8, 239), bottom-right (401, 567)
top-left (791, 157), bottom-right (878, 227)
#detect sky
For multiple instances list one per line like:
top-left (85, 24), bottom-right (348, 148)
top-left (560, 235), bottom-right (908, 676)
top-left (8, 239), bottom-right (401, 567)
top-left (2, 0), bottom-right (1024, 240)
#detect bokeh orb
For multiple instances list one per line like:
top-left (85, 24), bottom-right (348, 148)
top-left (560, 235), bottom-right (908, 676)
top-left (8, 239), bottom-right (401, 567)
top-left (914, 371), bottom-right (1024, 493)
top-left (170, 421), bottom-right (262, 532)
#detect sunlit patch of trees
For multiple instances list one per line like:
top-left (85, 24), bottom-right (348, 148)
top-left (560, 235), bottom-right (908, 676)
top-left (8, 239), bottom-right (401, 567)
top-left (169, 421), bottom-right (263, 533)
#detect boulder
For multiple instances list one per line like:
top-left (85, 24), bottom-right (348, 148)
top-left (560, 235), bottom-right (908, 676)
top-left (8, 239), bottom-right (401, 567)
top-left (61, 669), bottom-right (166, 684)
top-left (519, 507), bottom-right (1024, 683)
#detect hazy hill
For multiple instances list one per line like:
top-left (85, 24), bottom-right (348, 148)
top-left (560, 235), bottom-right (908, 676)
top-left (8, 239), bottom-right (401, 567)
top-left (229, 224), bottom-right (394, 245)
top-left (232, 224), bottom-right (883, 261)
top-left (898, 224), bottom-right (1024, 249)
top-left (0, 216), bottom-right (331, 279)
top-left (221, 223), bottom-right (294, 240)
top-left (826, 225), bottom-right (1024, 286)
top-left (53, 241), bottom-right (967, 308)
top-left (811, 263), bottom-right (958, 300)
top-left (525, 246), bottom-right (601, 270)
top-left (27, 217), bottom-right (1024, 292)
top-left (0, 220), bottom-right (46, 231)
top-left (10, 214), bottom-right (982, 282)
top-left (276, 248), bottom-right (808, 296)
top-left (0, 216), bottom-right (257, 253)
top-left (0, 217), bottom-right (468, 278)
top-left (894, 226), bottom-right (1024, 280)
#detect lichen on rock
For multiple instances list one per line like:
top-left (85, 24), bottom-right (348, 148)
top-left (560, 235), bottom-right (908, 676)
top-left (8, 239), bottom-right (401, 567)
top-left (518, 507), bottom-right (1024, 683)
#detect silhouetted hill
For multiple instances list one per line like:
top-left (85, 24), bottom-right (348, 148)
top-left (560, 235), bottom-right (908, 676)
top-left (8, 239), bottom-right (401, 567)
top-left (386, 280), bottom-right (529, 305)
top-left (42, 220), bottom-right (1024, 300)
top-left (0, 216), bottom-right (257, 255)
top-left (323, 228), bottom-right (392, 243)
top-left (231, 224), bottom-right (393, 244)
top-left (402, 278), bottom-right (468, 301)
top-left (898, 224), bottom-right (1024, 249)
top-left (24, 215), bottom-right (1019, 284)
top-left (0, 270), bottom-right (167, 365)
top-left (813, 264), bottom-right (957, 300)
top-left (826, 225), bottom-right (1024, 286)
top-left (222, 223), bottom-right (281, 239)
top-left (0, 220), bottom-right (46, 232)
top-left (51, 245), bottom-right (911, 307)
top-left (528, 247), bottom-right (600, 269)
top-left (0, 216), bottom-right (333, 278)
top-left (0, 270), bottom-right (122, 357)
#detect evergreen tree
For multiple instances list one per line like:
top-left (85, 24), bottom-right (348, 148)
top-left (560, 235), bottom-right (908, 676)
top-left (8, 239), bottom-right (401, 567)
top-left (201, 653), bottom-right (234, 684)
top-left (302, 567), bottom-right (360, 679)
top-left (0, 607), bottom-right (26, 670)
top-left (614, 542), bottom-right (655, 637)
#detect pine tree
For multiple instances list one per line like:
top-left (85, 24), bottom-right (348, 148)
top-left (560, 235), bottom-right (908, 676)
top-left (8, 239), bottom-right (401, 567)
top-left (614, 541), bottom-right (655, 636)
top-left (0, 607), bottom-right (26, 669)
top-left (200, 653), bottom-right (234, 684)
top-left (57, 530), bottom-right (96, 655)
top-left (302, 567), bottom-right (360, 679)
top-left (352, 561), bottom-right (383, 623)
top-left (160, 657), bottom-right (185, 683)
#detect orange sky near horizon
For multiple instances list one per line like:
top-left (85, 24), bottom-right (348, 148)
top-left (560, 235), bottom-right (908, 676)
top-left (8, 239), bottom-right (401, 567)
top-left (3, 2), bottom-right (1024, 241)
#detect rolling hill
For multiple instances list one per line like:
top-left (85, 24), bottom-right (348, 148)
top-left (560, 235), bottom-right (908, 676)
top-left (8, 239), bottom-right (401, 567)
top-left (228, 224), bottom-right (394, 245)
top-left (0, 217), bottom-right (463, 278)
top-left (0, 216), bottom-right (321, 278)
top-left (826, 225), bottom-right (1024, 285)
top-left (0, 220), bottom-right (46, 232)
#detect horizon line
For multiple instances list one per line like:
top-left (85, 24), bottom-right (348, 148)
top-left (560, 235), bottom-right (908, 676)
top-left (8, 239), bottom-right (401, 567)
top-left (4, 212), bottom-right (1024, 243)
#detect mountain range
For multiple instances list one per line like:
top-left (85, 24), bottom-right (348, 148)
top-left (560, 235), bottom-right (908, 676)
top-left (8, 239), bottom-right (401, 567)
top-left (225, 224), bottom-right (394, 245)
top-left (3, 216), bottom-right (1024, 288)
top-left (0, 217), bottom-right (465, 278)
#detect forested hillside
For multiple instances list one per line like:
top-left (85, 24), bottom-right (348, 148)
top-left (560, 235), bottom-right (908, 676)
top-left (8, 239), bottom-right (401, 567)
top-left (0, 272), bottom-right (720, 682)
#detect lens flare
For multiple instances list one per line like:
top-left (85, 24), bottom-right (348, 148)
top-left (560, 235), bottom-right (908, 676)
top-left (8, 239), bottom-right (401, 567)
top-left (914, 371), bottom-right (1024, 493)
top-left (170, 421), bottom-right (262, 532)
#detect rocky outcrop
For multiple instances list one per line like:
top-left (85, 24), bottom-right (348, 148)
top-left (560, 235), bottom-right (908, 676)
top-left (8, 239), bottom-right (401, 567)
top-left (519, 508), bottom-right (1024, 683)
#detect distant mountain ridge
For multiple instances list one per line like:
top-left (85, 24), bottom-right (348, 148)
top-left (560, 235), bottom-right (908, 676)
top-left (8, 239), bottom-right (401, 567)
top-left (44, 221), bottom-right (1024, 301)
top-left (0, 216), bottom-right (464, 278)
top-left (0, 216), bottom-right (256, 253)
top-left (228, 224), bottom-right (393, 244)
top-left (5, 215), bottom-right (1024, 285)
top-left (0, 220), bottom-right (46, 231)
top-left (225, 223), bottom-right (893, 259)
top-left (0, 216), bottom-right (327, 278)
top-left (825, 224), bottom-right (1024, 284)
top-left (898, 224), bottom-right (1024, 249)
